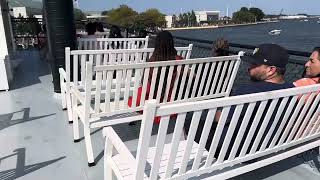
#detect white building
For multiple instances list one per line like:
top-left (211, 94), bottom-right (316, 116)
top-left (194, 11), bottom-right (220, 24)
top-left (12, 7), bottom-right (28, 17)
top-left (8, 0), bottom-right (42, 18)
top-left (10, 6), bottom-right (42, 18)
top-left (165, 15), bottom-right (174, 28)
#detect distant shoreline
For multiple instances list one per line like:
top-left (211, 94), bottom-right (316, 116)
top-left (165, 21), bottom-right (279, 31)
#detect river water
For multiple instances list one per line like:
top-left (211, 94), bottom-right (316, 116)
top-left (171, 19), bottom-right (320, 52)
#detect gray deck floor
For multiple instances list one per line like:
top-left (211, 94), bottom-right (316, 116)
top-left (0, 50), bottom-right (320, 180)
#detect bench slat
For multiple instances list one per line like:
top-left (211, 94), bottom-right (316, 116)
top-left (165, 113), bottom-right (187, 178)
top-left (191, 63), bottom-right (203, 98)
top-left (169, 65), bottom-right (182, 102)
top-left (163, 66), bottom-right (175, 103)
top-left (197, 62), bottom-right (210, 97)
top-left (239, 100), bottom-right (268, 157)
top-left (177, 65), bottom-right (189, 100)
top-left (179, 111), bottom-right (202, 174)
top-left (73, 54), bottom-right (78, 85)
top-left (148, 67), bottom-right (158, 100)
top-left (150, 115), bottom-right (170, 179)
top-left (286, 94), bottom-right (313, 143)
top-left (156, 67), bottom-right (167, 103)
top-left (250, 99), bottom-right (279, 154)
top-left (228, 102), bottom-right (256, 160)
top-left (269, 96), bottom-right (298, 148)
top-left (218, 104), bottom-right (244, 163)
top-left (295, 93), bottom-right (320, 140)
top-left (192, 109), bottom-right (217, 170)
top-left (259, 97), bottom-right (289, 151)
top-left (205, 106), bottom-right (231, 167)
top-left (221, 60), bottom-right (236, 94)
top-left (183, 63), bottom-right (196, 99)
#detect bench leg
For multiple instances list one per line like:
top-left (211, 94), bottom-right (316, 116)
top-left (104, 138), bottom-right (114, 180)
top-left (60, 76), bottom-right (67, 110)
top-left (66, 91), bottom-right (73, 124)
top-left (72, 96), bottom-right (80, 142)
top-left (61, 87), bottom-right (67, 110)
top-left (84, 124), bottom-right (95, 166)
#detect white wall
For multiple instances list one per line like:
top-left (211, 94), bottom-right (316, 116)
top-left (165, 15), bottom-right (173, 28)
top-left (195, 11), bottom-right (220, 23)
top-left (12, 7), bottom-right (27, 17)
top-left (0, 0), bottom-right (16, 90)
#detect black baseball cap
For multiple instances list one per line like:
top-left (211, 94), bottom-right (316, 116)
top-left (242, 44), bottom-right (289, 69)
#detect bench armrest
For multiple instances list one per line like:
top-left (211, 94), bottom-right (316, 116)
top-left (103, 127), bottom-right (137, 166)
top-left (59, 68), bottom-right (67, 80)
top-left (71, 86), bottom-right (85, 105)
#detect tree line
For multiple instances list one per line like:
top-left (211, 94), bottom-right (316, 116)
top-left (74, 5), bottom-right (266, 30)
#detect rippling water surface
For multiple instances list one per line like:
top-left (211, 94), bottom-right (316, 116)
top-left (171, 19), bottom-right (320, 52)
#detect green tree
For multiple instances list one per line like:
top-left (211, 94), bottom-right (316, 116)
top-left (232, 7), bottom-right (256, 23)
top-left (172, 14), bottom-right (177, 27)
top-left (249, 7), bottom-right (265, 21)
top-left (240, 7), bottom-right (249, 12)
top-left (178, 13), bottom-right (184, 27)
top-left (73, 8), bottom-right (87, 21)
top-left (190, 10), bottom-right (197, 26)
top-left (106, 5), bottom-right (138, 28)
top-left (138, 9), bottom-right (166, 30)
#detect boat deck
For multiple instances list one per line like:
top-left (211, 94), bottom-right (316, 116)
top-left (0, 50), bottom-right (320, 180)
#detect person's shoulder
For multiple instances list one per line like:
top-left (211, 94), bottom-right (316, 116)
top-left (231, 81), bottom-right (294, 96)
top-left (175, 55), bottom-right (183, 60)
top-left (294, 78), bottom-right (319, 87)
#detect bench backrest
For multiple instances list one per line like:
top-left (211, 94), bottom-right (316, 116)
top-left (77, 36), bottom-right (149, 50)
top-left (84, 54), bottom-right (242, 119)
top-left (133, 84), bottom-right (320, 179)
top-left (65, 45), bottom-right (193, 86)
top-left (77, 32), bottom-right (110, 38)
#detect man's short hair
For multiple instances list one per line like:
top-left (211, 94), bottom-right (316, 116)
top-left (275, 67), bottom-right (286, 76)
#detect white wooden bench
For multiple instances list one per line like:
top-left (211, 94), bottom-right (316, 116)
top-left (59, 45), bottom-right (193, 124)
top-left (77, 36), bottom-right (149, 50)
top-left (71, 53), bottom-right (242, 165)
top-left (102, 84), bottom-right (320, 179)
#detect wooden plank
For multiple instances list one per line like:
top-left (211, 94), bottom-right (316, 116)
top-left (179, 111), bottom-right (202, 174)
top-left (192, 109), bottom-right (217, 170)
top-left (150, 115), bottom-right (170, 179)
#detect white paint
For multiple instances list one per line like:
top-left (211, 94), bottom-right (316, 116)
top-left (0, 0), bottom-right (12, 90)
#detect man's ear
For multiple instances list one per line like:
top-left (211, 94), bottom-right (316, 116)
top-left (267, 66), bottom-right (277, 76)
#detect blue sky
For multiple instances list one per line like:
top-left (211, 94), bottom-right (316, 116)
top-left (76, 0), bottom-right (320, 16)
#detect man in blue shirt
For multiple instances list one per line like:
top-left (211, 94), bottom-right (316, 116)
top-left (232, 43), bottom-right (294, 96)
top-left (184, 44), bottom-right (294, 157)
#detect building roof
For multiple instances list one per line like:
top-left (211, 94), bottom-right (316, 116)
top-left (8, 0), bottom-right (42, 9)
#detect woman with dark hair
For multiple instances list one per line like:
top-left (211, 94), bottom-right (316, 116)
top-left (128, 31), bottom-right (183, 124)
top-left (212, 38), bottom-right (229, 57)
top-left (96, 22), bottom-right (104, 32)
top-left (108, 25), bottom-right (123, 48)
top-left (294, 47), bottom-right (320, 86)
top-left (85, 22), bottom-right (96, 35)
top-left (148, 30), bottom-right (181, 62)
top-left (108, 25), bottom-right (123, 38)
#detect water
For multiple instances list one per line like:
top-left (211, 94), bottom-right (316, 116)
top-left (171, 19), bottom-right (320, 52)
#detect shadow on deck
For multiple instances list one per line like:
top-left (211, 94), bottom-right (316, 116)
top-left (0, 50), bottom-right (319, 180)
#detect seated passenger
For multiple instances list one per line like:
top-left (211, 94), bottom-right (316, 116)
top-left (85, 22), bottom-right (96, 37)
top-left (184, 44), bottom-right (294, 159)
top-left (294, 47), bottom-right (320, 87)
top-left (212, 38), bottom-right (229, 57)
top-left (128, 31), bottom-right (183, 124)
